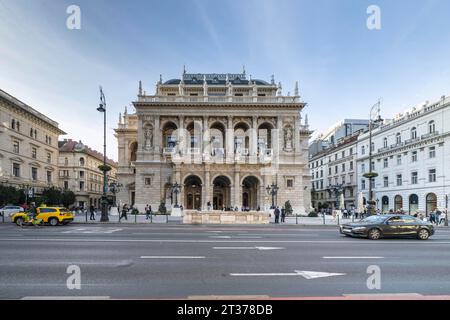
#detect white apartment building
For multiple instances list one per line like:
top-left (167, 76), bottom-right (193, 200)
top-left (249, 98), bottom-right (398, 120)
top-left (310, 133), bottom-right (360, 210)
top-left (356, 95), bottom-right (450, 215)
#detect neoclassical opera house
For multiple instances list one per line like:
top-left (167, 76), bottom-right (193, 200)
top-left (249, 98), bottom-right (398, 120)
top-left (115, 70), bottom-right (312, 215)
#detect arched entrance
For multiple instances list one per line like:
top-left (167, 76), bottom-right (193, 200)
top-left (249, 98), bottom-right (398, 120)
top-left (257, 122), bottom-right (274, 154)
top-left (426, 193), bottom-right (437, 215)
top-left (242, 176), bottom-right (260, 210)
top-left (184, 175), bottom-right (202, 210)
top-left (409, 194), bottom-right (419, 214)
top-left (212, 176), bottom-right (231, 210)
top-left (394, 195), bottom-right (403, 212)
top-left (162, 121), bottom-right (178, 150)
top-left (382, 196), bottom-right (389, 213)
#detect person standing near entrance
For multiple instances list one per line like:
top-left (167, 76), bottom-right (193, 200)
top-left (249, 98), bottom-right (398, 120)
top-left (274, 206), bottom-right (280, 224)
top-left (281, 207), bottom-right (286, 223)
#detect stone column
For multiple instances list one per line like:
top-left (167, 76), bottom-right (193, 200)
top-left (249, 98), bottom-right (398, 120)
top-left (203, 116), bottom-right (210, 157)
top-left (154, 115), bottom-right (161, 157)
top-left (204, 167), bottom-right (211, 210)
top-left (234, 169), bottom-right (241, 209)
top-left (251, 116), bottom-right (258, 156)
top-left (294, 115), bottom-right (300, 153)
top-left (178, 116), bottom-right (184, 155)
top-left (227, 116), bottom-right (234, 160)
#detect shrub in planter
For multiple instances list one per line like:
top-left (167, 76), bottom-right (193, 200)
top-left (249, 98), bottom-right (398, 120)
top-left (308, 211), bottom-right (318, 217)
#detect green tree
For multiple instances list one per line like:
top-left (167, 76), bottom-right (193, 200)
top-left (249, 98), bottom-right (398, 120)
top-left (158, 201), bottom-right (167, 215)
top-left (0, 185), bottom-right (21, 206)
top-left (41, 187), bottom-right (62, 205)
top-left (284, 200), bottom-right (293, 215)
top-left (61, 191), bottom-right (76, 208)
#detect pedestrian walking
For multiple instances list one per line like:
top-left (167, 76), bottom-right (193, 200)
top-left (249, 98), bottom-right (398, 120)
top-left (145, 204), bottom-right (152, 220)
top-left (89, 205), bottom-right (95, 220)
top-left (274, 206), bottom-right (280, 224)
top-left (281, 207), bottom-right (286, 223)
top-left (119, 204), bottom-right (128, 222)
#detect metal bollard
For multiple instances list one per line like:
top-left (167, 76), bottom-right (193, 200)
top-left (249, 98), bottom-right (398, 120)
top-left (135, 212), bottom-right (137, 224)
top-left (166, 213), bottom-right (169, 224)
top-left (2, 211), bottom-right (4, 223)
top-left (150, 212), bottom-right (153, 223)
top-left (323, 213), bottom-right (326, 225)
top-left (85, 210), bottom-right (88, 223)
top-left (337, 215), bottom-right (340, 226)
top-left (296, 214), bottom-right (298, 225)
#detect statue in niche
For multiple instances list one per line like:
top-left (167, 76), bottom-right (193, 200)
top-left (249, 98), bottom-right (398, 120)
top-left (284, 126), bottom-right (293, 150)
top-left (144, 125), bottom-right (153, 150)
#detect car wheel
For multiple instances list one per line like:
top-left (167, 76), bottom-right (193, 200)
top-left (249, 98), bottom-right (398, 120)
top-left (417, 229), bottom-right (430, 240)
top-left (15, 217), bottom-right (24, 226)
top-left (368, 228), bottom-right (381, 240)
top-left (49, 218), bottom-right (59, 226)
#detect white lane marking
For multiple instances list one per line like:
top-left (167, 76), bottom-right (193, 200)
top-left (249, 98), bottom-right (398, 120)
top-left (230, 270), bottom-right (346, 279)
top-left (62, 228), bottom-right (122, 234)
top-left (209, 236), bottom-right (231, 239)
top-left (140, 256), bottom-right (205, 259)
top-left (323, 256), bottom-right (384, 259)
top-left (21, 296), bottom-right (110, 300)
top-left (213, 246), bottom-right (284, 251)
top-left (209, 235), bottom-right (262, 239)
top-left (1, 238), bottom-right (450, 244)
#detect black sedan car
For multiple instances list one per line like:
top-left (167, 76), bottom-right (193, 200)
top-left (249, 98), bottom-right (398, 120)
top-left (340, 214), bottom-right (435, 240)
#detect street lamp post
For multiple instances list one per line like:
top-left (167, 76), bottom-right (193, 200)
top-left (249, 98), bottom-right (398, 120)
top-left (108, 182), bottom-right (123, 208)
top-left (363, 100), bottom-right (383, 216)
top-left (171, 182), bottom-right (181, 208)
top-left (445, 194), bottom-right (449, 227)
top-left (97, 86), bottom-right (109, 222)
top-left (266, 182), bottom-right (279, 209)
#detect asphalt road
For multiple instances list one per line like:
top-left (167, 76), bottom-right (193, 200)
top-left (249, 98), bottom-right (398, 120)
top-left (1, 223), bottom-right (450, 299)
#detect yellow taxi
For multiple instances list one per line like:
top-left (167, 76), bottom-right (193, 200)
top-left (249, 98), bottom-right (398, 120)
top-left (11, 206), bottom-right (74, 226)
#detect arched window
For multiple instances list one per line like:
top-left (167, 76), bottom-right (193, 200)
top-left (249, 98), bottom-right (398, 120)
top-left (428, 120), bottom-right (435, 134)
top-left (382, 196), bottom-right (389, 213)
top-left (411, 127), bottom-right (417, 140)
top-left (11, 119), bottom-right (15, 129)
top-left (394, 195), bottom-right (403, 212)
top-left (383, 137), bottom-right (388, 148)
top-left (130, 142), bottom-right (138, 162)
top-left (409, 194), bottom-right (419, 214)
top-left (426, 193), bottom-right (437, 216)
top-left (79, 157), bottom-right (85, 166)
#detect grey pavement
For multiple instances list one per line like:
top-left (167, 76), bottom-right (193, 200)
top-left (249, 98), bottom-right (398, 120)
top-left (1, 222), bottom-right (450, 299)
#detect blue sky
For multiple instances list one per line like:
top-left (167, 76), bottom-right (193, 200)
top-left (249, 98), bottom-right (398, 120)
top-left (1, 0), bottom-right (450, 160)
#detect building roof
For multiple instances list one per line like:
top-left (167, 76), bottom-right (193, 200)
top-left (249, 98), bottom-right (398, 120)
top-left (0, 88), bottom-right (66, 134)
top-left (58, 139), bottom-right (118, 167)
top-left (163, 73), bottom-right (271, 86)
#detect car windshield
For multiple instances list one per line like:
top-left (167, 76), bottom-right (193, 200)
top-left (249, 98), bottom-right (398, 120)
top-left (360, 215), bottom-right (387, 223)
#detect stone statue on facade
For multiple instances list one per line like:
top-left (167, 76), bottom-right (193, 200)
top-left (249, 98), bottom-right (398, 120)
top-left (284, 126), bottom-right (293, 150)
top-left (144, 125), bottom-right (153, 150)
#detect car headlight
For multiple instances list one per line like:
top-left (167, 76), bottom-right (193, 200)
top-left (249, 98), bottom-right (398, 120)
top-left (352, 227), bottom-right (367, 231)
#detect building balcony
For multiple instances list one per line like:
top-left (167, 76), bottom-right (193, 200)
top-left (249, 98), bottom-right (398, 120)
top-left (421, 131), bottom-right (439, 140)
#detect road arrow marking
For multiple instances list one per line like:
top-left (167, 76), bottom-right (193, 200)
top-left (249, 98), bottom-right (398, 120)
top-left (213, 246), bottom-right (284, 251)
top-left (230, 270), bottom-right (345, 279)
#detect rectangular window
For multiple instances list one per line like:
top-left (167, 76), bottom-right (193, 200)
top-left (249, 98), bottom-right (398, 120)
top-left (349, 161), bottom-right (353, 170)
top-left (342, 163), bottom-right (345, 172)
top-left (47, 171), bottom-right (52, 183)
top-left (79, 181), bottom-right (85, 191)
top-left (31, 147), bottom-right (37, 159)
top-left (429, 147), bottom-right (436, 159)
top-left (383, 158), bottom-right (388, 168)
top-left (328, 168), bottom-right (331, 175)
top-left (145, 178), bottom-right (152, 186)
top-left (361, 146), bottom-right (365, 155)
top-left (342, 151), bottom-right (345, 158)
top-left (31, 167), bottom-right (38, 181)
top-left (361, 179), bottom-right (366, 190)
top-left (47, 152), bottom-right (51, 164)
top-left (13, 141), bottom-right (19, 153)
top-left (370, 161), bottom-right (375, 171)
top-left (349, 148), bottom-right (353, 155)
top-left (79, 171), bottom-right (84, 178)
top-left (429, 169), bottom-right (436, 182)
top-left (335, 166), bottom-right (338, 174)
top-left (286, 179), bottom-right (294, 188)
top-left (411, 172), bottom-right (418, 185)
top-left (12, 163), bottom-right (20, 177)
top-left (412, 151), bottom-right (417, 162)
top-left (397, 174), bottom-right (402, 186)
top-left (361, 163), bottom-right (365, 173)
top-left (64, 181), bottom-right (69, 190)
top-left (383, 176), bottom-right (389, 188)
top-left (397, 155), bottom-right (402, 165)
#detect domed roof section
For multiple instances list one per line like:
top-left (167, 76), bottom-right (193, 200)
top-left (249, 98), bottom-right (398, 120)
top-left (163, 79), bottom-right (181, 85)
top-left (74, 141), bottom-right (85, 151)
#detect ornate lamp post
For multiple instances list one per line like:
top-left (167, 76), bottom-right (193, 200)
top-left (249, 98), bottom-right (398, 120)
top-left (363, 100), bottom-right (383, 216)
top-left (97, 86), bottom-right (110, 222)
top-left (266, 182), bottom-right (279, 209)
top-left (328, 183), bottom-right (344, 209)
top-left (108, 182), bottom-right (123, 207)
top-left (170, 182), bottom-right (181, 208)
